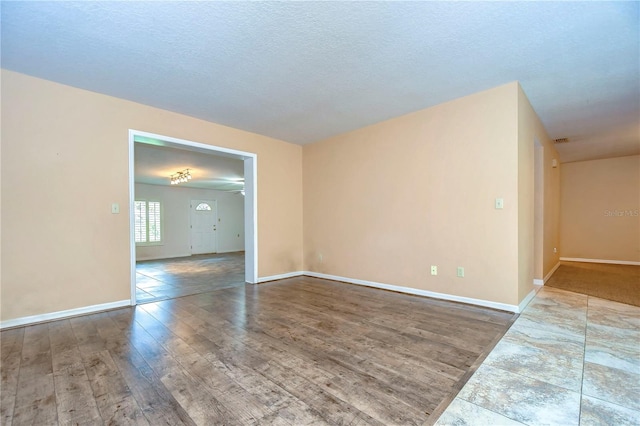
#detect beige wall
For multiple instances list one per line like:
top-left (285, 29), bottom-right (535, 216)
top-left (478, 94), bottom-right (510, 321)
top-left (560, 155), bottom-right (640, 262)
top-left (304, 83), bottom-right (528, 306)
top-left (1, 70), bottom-right (303, 321)
top-left (1, 69), bottom-right (561, 321)
top-left (517, 84), bottom-right (560, 298)
top-left (0, 77), bottom-right (3, 322)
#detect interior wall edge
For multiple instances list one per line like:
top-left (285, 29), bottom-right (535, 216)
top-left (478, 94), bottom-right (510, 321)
top-left (517, 287), bottom-right (540, 313)
top-left (542, 261), bottom-right (562, 283)
top-left (559, 257), bottom-right (640, 266)
top-left (257, 271), bottom-right (305, 283)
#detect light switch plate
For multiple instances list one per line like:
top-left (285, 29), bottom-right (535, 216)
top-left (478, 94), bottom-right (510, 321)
top-left (111, 203), bottom-right (120, 214)
top-left (495, 198), bottom-right (504, 209)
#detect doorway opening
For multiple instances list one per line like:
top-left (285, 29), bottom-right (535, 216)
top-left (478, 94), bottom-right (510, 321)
top-left (128, 130), bottom-right (257, 305)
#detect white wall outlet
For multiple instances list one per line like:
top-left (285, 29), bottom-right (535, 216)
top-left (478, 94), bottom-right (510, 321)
top-left (553, 247), bottom-right (557, 253)
top-left (495, 198), bottom-right (504, 209)
top-left (430, 265), bottom-right (438, 276)
top-left (111, 203), bottom-right (120, 214)
top-left (319, 253), bottom-right (323, 263)
top-left (457, 267), bottom-right (465, 278)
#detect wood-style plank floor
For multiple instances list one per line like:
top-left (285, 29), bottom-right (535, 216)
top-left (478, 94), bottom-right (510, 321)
top-left (136, 252), bottom-right (245, 304)
top-left (1, 277), bottom-right (516, 425)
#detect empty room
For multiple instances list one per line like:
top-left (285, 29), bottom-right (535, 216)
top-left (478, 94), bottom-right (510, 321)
top-left (1, 2), bottom-right (638, 425)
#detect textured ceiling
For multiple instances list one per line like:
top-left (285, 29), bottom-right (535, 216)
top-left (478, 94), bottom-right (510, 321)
top-left (135, 144), bottom-right (244, 191)
top-left (2, 1), bottom-right (639, 163)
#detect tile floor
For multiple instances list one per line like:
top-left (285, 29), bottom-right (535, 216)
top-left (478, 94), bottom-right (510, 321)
top-left (136, 252), bottom-right (245, 304)
top-left (435, 286), bottom-right (640, 426)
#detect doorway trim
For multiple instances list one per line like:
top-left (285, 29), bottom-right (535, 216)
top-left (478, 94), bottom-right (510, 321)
top-left (128, 129), bottom-right (258, 305)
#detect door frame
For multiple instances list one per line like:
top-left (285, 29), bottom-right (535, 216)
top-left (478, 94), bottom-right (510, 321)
top-left (128, 129), bottom-right (258, 305)
top-left (190, 199), bottom-right (218, 255)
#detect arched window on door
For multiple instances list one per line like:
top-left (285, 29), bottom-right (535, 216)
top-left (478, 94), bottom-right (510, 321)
top-left (195, 202), bottom-right (212, 211)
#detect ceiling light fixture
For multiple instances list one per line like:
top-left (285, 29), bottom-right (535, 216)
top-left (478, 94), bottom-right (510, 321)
top-left (170, 169), bottom-right (192, 185)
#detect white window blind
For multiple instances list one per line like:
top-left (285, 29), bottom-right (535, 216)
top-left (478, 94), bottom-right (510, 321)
top-left (148, 201), bottom-right (161, 242)
top-left (135, 200), bottom-right (161, 244)
top-left (134, 201), bottom-right (147, 243)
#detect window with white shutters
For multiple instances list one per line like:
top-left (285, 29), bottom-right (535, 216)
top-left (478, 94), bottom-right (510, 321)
top-left (135, 200), bottom-right (162, 244)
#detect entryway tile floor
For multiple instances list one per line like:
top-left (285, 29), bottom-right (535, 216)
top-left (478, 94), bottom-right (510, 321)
top-left (434, 286), bottom-right (640, 425)
top-left (136, 252), bottom-right (245, 304)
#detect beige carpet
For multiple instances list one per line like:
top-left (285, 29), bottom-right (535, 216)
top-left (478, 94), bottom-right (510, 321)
top-left (545, 261), bottom-right (640, 307)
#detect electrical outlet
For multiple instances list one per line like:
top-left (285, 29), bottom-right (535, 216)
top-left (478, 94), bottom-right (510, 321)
top-left (495, 198), bottom-right (504, 209)
top-left (319, 253), bottom-right (323, 263)
top-left (457, 267), bottom-right (465, 278)
top-left (430, 265), bottom-right (438, 276)
top-left (553, 247), bottom-right (557, 253)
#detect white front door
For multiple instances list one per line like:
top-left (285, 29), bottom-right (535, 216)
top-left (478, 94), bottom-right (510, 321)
top-left (190, 200), bottom-right (217, 254)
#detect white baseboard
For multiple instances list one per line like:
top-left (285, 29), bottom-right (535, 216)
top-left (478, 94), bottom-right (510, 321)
top-left (302, 271), bottom-right (521, 313)
top-left (216, 249), bottom-right (245, 254)
top-left (518, 287), bottom-right (539, 312)
top-left (258, 271), bottom-right (304, 283)
top-left (533, 261), bottom-right (562, 286)
top-left (0, 300), bottom-right (131, 330)
top-left (544, 261), bottom-right (562, 283)
top-left (560, 257), bottom-right (640, 266)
